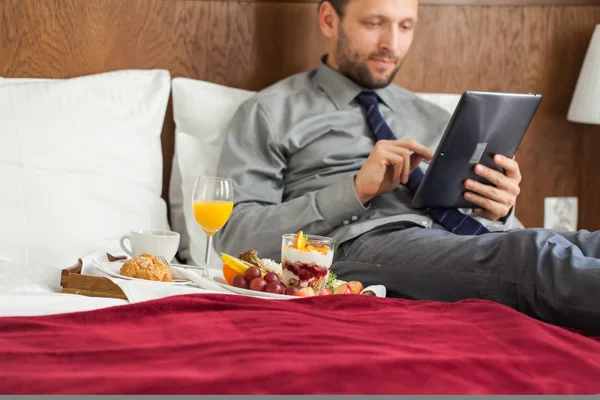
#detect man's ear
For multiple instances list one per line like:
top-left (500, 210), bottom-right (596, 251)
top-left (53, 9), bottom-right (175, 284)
top-left (319, 1), bottom-right (339, 38)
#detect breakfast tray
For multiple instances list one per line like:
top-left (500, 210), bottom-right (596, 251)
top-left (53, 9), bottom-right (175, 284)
top-left (60, 253), bottom-right (128, 300)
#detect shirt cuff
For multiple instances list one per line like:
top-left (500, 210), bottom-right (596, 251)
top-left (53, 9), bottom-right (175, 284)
top-left (315, 175), bottom-right (369, 226)
top-left (462, 205), bottom-right (524, 232)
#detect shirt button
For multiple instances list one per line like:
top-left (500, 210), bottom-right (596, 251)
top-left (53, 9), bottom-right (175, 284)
top-left (343, 220), bottom-right (350, 225)
top-left (351, 215), bottom-right (358, 221)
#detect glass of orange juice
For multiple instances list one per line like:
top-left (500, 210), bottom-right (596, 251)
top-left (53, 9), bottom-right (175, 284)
top-left (191, 176), bottom-right (234, 277)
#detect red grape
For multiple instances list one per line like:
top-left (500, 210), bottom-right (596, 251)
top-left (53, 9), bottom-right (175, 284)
top-left (232, 275), bottom-right (249, 289)
top-left (244, 266), bottom-right (261, 282)
top-left (277, 282), bottom-right (287, 293)
top-left (249, 278), bottom-right (268, 292)
top-left (265, 281), bottom-right (283, 294)
top-left (284, 286), bottom-right (299, 296)
top-left (264, 272), bottom-right (279, 284)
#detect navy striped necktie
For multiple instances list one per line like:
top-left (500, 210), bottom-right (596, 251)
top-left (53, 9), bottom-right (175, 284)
top-left (356, 90), bottom-right (489, 236)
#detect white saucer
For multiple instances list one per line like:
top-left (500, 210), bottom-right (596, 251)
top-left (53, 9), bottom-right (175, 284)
top-left (94, 260), bottom-right (192, 285)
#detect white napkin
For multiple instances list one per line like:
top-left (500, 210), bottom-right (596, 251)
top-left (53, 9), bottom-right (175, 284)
top-left (114, 266), bottom-right (239, 303)
top-left (79, 252), bottom-right (237, 303)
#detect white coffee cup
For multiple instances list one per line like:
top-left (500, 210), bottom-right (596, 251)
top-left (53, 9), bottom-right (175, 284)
top-left (119, 229), bottom-right (180, 262)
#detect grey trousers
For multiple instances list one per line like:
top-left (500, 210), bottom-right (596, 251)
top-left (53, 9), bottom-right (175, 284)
top-left (332, 223), bottom-right (600, 334)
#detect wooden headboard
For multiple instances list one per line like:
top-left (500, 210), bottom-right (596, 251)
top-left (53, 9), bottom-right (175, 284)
top-left (2, 0), bottom-right (600, 229)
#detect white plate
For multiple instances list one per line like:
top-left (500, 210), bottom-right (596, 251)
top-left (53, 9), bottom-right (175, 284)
top-left (95, 261), bottom-right (192, 285)
top-left (212, 277), bottom-right (294, 300)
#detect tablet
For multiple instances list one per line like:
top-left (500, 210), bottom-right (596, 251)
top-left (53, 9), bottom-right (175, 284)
top-left (411, 91), bottom-right (542, 209)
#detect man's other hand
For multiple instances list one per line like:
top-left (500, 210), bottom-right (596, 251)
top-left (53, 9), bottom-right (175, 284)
top-left (464, 154), bottom-right (522, 221)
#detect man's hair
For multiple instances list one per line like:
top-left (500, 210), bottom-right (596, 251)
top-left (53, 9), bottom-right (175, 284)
top-left (319, 0), bottom-right (350, 17)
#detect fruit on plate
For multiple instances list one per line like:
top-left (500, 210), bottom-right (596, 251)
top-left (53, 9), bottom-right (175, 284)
top-left (222, 263), bottom-right (241, 285)
top-left (230, 266), bottom-right (289, 295)
top-left (244, 266), bottom-right (262, 282)
top-left (249, 277), bottom-right (268, 292)
top-left (232, 275), bottom-right (249, 289)
top-left (224, 248), bottom-right (372, 298)
top-left (293, 287), bottom-right (315, 297)
top-left (333, 283), bottom-right (353, 295)
top-left (221, 253), bottom-right (264, 277)
top-left (238, 249), bottom-right (282, 280)
top-left (265, 281), bottom-right (284, 294)
top-left (347, 281), bottom-right (364, 295)
top-left (264, 272), bottom-right (279, 284)
top-left (284, 286), bottom-right (300, 296)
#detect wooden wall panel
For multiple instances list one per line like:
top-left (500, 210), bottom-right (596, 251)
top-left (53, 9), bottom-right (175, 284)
top-left (1, 0), bottom-right (599, 229)
top-left (524, 8), bottom-right (600, 230)
top-left (580, 128), bottom-right (600, 231)
top-left (422, 0), bottom-right (600, 5)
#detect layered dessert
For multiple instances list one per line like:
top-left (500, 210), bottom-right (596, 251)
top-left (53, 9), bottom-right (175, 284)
top-left (281, 231), bottom-right (334, 292)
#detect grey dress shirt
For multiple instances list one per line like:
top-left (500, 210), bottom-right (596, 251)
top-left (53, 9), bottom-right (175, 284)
top-left (214, 57), bottom-right (523, 261)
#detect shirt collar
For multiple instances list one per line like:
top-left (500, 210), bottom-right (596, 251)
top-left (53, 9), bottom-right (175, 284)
top-left (313, 54), bottom-right (397, 112)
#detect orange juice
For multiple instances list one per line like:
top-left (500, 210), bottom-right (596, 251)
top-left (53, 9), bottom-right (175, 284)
top-left (192, 200), bottom-right (233, 235)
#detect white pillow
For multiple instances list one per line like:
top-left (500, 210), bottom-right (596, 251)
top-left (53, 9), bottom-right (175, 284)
top-left (0, 70), bottom-right (171, 267)
top-left (169, 76), bottom-right (459, 266)
top-left (170, 78), bottom-right (254, 267)
top-left (415, 93), bottom-right (461, 115)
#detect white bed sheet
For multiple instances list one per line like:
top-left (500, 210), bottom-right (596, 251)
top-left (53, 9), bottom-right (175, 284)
top-left (0, 248), bottom-right (227, 317)
top-left (0, 292), bottom-right (127, 317)
top-left (0, 262), bottom-right (128, 317)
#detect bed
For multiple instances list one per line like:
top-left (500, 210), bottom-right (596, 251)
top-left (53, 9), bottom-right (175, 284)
top-left (2, 1), bottom-right (600, 394)
top-left (1, 68), bottom-right (599, 395)
top-left (4, 292), bottom-right (600, 395)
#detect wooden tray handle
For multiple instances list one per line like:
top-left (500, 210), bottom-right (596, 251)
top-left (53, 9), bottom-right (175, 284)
top-left (60, 253), bottom-right (128, 300)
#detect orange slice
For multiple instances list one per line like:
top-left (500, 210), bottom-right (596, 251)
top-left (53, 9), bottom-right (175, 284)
top-left (294, 231), bottom-right (307, 250)
top-left (220, 253), bottom-right (265, 278)
top-left (222, 263), bottom-right (241, 285)
top-left (220, 253), bottom-right (250, 275)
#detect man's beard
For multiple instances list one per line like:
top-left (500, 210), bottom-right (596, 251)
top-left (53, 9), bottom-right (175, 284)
top-left (334, 26), bottom-right (402, 89)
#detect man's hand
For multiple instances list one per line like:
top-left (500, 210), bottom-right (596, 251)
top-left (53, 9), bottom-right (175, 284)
top-left (463, 154), bottom-right (521, 221)
top-left (354, 139), bottom-right (434, 204)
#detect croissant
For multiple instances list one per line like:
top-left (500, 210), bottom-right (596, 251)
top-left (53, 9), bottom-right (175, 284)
top-left (120, 253), bottom-right (172, 282)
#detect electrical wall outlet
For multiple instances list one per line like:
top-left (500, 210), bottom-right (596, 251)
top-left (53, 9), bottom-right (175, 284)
top-left (544, 197), bottom-right (578, 232)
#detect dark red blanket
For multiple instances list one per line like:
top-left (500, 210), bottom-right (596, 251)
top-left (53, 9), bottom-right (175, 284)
top-left (1, 294), bottom-right (599, 394)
